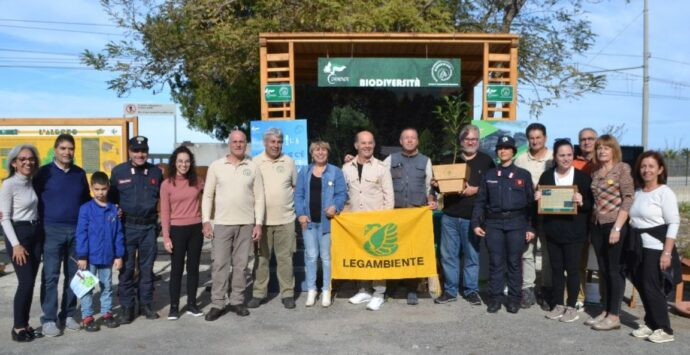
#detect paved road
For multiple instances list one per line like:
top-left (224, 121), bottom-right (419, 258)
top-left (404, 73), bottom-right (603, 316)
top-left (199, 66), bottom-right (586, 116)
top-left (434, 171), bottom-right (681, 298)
top-left (1, 243), bottom-right (689, 355)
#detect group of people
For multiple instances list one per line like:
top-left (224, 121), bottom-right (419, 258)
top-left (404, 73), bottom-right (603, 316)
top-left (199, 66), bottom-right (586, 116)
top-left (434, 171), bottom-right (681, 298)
top-left (0, 123), bottom-right (681, 345)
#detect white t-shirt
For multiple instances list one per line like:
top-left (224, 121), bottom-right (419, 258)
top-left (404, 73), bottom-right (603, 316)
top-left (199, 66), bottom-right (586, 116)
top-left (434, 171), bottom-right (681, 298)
top-left (629, 185), bottom-right (680, 250)
top-left (554, 166), bottom-right (574, 186)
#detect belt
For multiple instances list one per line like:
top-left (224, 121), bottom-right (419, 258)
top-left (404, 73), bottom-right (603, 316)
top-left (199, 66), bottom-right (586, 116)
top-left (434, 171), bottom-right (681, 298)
top-left (486, 211), bottom-right (525, 219)
top-left (124, 216), bottom-right (157, 225)
top-left (12, 220), bottom-right (39, 226)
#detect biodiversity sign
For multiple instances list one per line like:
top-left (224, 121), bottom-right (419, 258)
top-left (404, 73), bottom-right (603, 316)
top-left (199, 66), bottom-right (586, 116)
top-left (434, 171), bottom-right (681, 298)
top-left (318, 58), bottom-right (460, 88)
top-left (331, 207), bottom-right (437, 280)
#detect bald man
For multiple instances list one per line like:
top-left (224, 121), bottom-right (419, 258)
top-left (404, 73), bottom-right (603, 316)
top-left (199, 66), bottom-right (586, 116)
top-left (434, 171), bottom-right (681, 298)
top-left (202, 130), bottom-right (265, 321)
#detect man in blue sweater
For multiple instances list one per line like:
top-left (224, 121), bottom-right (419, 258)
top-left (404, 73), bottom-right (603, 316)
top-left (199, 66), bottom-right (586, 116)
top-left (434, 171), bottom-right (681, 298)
top-left (33, 134), bottom-right (91, 337)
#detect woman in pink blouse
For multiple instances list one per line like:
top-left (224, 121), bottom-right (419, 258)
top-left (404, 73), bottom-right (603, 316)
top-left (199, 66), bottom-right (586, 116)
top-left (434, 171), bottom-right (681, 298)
top-left (586, 135), bottom-right (634, 331)
top-left (160, 146), bottom-right (205, 320)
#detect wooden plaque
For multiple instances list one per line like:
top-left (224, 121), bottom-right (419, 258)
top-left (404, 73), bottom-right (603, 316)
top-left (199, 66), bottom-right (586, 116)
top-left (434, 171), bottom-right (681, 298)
top-left (538, 185), bottom-right (578, 215)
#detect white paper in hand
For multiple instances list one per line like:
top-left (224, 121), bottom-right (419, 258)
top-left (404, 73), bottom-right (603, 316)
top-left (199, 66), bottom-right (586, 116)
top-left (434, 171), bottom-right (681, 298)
top-left (70, 270), bottom-right (99, 299)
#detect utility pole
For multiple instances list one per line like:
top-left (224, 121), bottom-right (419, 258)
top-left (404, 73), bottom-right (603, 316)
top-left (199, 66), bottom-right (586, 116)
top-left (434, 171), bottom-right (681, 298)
top-left (642, 0), bottom-right (649, 149)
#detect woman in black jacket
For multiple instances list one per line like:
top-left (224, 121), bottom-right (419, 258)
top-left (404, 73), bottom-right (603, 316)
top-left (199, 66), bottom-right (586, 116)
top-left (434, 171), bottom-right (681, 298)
top-left (536, 139), bottom-right (593, 323)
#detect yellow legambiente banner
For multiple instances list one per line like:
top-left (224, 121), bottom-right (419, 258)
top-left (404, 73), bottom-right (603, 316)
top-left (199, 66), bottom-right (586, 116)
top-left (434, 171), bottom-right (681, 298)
top-left (331, 207), bottom-right (437, 280)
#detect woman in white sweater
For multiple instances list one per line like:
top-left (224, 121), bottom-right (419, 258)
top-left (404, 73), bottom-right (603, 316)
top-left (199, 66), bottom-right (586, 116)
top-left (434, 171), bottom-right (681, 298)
top-left (628, 151), bottom-right (680, 344)
top-left (0, 144), bottom-right (42, 342)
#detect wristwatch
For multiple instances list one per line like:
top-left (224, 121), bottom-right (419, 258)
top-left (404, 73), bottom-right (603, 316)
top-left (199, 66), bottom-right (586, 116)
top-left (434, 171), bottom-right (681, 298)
top-left (614, 226), bottom-right (622, 232)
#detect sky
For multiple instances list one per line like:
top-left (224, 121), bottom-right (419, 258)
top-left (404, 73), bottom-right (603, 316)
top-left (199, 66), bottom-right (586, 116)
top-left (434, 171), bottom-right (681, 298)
top-left (0, 0), bottom-right (688, 154)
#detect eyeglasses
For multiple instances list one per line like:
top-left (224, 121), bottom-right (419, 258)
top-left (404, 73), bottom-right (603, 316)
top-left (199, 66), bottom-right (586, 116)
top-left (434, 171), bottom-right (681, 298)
top-left (463, 138), bottom-right (479, 143)
top-left (16, 156), bottom-right (36, 163)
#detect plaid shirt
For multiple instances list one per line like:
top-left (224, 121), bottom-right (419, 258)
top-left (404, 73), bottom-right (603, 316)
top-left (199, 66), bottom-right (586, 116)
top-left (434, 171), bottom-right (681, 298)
top-left (591, 162), bottom-right (634, 224)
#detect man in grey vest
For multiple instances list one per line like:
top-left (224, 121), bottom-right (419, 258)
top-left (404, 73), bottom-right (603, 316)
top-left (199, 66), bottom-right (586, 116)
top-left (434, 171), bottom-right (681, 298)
top-left (383, 128), bottom-right (437, 305)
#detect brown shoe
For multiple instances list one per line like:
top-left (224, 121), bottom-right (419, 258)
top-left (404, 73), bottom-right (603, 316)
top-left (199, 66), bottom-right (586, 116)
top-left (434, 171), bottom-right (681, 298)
top-left (584, 312), bottom-right (606, 326)
top-left (592, 317), bottom-right (621, 331)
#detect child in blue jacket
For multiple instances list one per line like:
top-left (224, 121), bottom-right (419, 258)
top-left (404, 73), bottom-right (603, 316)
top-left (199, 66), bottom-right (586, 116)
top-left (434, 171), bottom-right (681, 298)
top-left (76, 171), bottom-right (124, 331)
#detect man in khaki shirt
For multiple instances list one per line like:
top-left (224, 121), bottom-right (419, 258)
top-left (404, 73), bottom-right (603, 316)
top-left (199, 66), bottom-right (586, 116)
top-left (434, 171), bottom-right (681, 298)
top-left (343, 131), bottom-right (394, 311)
top-left (247, 128), bottom-right (299, 310)
top-left (202, 130), bottom-right (264, 321)
top-left (514, 123), bottom-right (552, 310)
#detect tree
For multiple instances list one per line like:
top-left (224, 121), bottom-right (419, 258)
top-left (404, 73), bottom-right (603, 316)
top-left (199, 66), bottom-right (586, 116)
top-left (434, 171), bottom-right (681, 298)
top-left (84, 0), bottom-right (607, 138)
top-left (600, 123), bottom-right (628, 141)
top-left (433, 94), bottom-right (472, 162)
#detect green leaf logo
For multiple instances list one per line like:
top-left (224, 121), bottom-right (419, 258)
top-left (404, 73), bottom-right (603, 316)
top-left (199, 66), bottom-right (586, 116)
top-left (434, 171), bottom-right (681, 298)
top-left (363, 223), bottom-right (398, 256)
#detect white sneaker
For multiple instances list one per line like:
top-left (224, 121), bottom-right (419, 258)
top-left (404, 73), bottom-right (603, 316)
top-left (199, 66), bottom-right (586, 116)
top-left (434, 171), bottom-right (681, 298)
top-left (575, 301), bottom-right (585, 313)
top-left (632, 324), bottom-right (653, 338)
top-left (349, 292), bottom-right (372, 304)
top-left (321, 290), bottom-right (332, 307)
top-left (305, 290), bottom-right (317, 307)
top-left (648, 329), bottom-right (674, 343)
top-left (366, 296), bottom-right (384, 311)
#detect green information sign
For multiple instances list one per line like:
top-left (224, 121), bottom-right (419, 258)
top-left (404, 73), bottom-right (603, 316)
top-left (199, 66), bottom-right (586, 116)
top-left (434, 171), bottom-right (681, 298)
top-left (486, 85), bottom-right (514, 102)
top-left (264, 84), bottom-right (292, 103)
top-left (317, 58), bottom-right (460, 88)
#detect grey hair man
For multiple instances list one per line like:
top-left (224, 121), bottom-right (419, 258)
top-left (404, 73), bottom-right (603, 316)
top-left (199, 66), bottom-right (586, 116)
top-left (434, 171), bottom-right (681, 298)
top-left (433, 124), bottom-right (495, 306)
top-left (247, 127), bottom-right (299, 310)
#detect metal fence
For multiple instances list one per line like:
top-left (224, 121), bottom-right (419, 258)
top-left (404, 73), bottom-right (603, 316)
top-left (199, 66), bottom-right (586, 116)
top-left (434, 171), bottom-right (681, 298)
top-left (666, 158), bottom-right (690, 202)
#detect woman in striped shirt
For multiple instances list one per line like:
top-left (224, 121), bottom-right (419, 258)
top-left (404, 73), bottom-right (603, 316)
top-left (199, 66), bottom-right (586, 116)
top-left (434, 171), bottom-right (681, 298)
top-left (586, 135), bottom-right (634, 331)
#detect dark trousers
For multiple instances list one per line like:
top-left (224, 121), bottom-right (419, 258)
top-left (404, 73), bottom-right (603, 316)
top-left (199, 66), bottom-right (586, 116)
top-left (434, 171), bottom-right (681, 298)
top-left (634, 248), bottom-right (673, 334)
top-left (169, 223), bottom-right (203, 307)
top-left (485, 226), bottom-right (525, 302)
top-left (546, 240), bottom-right (582, 308)
top-left (6, 223), bottom-right (42, 328)
top-left (119, 223), bottom-right (157, 308)
top-left (590, 222), bottom-right (626, 315)
top-left (40, 224), bottom-right (78, 323)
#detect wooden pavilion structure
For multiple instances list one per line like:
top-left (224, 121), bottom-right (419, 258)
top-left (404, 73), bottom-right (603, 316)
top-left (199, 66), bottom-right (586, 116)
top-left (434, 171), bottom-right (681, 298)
top-left (259, 32), bottom-right (519, 121)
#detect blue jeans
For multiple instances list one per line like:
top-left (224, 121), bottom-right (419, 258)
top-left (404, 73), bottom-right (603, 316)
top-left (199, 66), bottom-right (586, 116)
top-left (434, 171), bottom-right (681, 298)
top-left (119, 223), bottom-right (157, 308)
top-left (41, 224), bottom-right (78, 323)
top-left (440, 214), bottom-right (480, 297)
top-left (80, 265), bottom-right (113, 317)
top-left (302, 223), bottom-right (331, 291)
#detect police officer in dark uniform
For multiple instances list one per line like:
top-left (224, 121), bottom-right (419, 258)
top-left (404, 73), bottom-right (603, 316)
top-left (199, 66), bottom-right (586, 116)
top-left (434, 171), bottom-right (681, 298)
top-left (109, 136), bottom-right (163, 323)
top-left (471, 135), bottom-right (535, 314)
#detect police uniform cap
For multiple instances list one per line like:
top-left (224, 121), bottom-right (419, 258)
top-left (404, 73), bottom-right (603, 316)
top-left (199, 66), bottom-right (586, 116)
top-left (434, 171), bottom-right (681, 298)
top-left (495, 135), bottom-right (517, 151)
top-left (129, 136), bottom-right (149, 150)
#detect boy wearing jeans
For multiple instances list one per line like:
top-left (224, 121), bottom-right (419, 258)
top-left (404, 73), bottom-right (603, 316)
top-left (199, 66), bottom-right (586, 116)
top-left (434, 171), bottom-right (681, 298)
top-left (76, 172), bottom-right (124, 331)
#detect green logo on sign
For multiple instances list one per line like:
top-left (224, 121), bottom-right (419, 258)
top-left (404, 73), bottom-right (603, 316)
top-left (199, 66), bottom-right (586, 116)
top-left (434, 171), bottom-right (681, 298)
top-left (363, 223), bottom-right (399, 256)
top-left (264, 84), bottom-right (292, 103)
top-left (486, 84), bottom-right (514, 102)
top-left (431, 60), bottom-right (454, 83)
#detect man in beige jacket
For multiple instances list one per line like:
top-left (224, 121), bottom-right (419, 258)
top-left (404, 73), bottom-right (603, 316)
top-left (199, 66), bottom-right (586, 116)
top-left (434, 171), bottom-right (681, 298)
top-left (343, 131), bottom-right (394, 311)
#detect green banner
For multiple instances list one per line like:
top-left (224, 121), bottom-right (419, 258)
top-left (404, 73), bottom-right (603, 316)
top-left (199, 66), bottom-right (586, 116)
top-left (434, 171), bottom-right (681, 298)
top-left (486, 84), bottom-right (514, 102)
top-left (264, 84), bottom-right (292, 103)
top-left (318, 58), bottom-right (460, 88)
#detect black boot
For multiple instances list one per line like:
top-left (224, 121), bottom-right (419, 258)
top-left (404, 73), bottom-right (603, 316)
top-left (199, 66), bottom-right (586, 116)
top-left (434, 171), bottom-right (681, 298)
top-left (120, 307), bottom-right (136, 325)
top-left (141, 304), bottom-right (160, 320)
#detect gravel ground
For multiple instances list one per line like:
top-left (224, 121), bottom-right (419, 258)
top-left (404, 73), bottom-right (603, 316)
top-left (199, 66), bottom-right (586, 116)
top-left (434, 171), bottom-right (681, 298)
top-left (1, 242), bottom-right (689, 355)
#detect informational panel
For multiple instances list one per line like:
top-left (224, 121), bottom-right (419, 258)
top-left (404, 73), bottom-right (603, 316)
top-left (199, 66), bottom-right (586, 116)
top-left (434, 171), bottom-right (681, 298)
top-left (250, 119), bottom-right (308, 171)
top-left (318, 58), bottom-right (461, 88)
top-left (0, 118), bottom-right (134, 180)
top-left (472, 120), bottom-right (529, 161)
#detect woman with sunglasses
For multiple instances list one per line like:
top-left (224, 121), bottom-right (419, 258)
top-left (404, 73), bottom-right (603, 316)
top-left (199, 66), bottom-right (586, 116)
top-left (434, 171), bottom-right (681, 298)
top-left (0, 144), bottom-right (43, 342)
